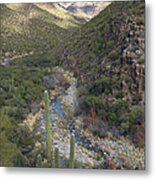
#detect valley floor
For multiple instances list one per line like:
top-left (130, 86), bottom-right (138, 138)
top-left (23, 67), bottom-right (144, 169)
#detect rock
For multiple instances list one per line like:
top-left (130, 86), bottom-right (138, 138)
top-left (35, 141), bottom-right (42, 149)
top-left (88, 160), bottom-right (94, 168)
top-left (41, 124), bottom-right (45, 130)
top-left (54, 133), bottom-right (59, 140)
top-left (104, 146), bottom-right (111, 154)
top-left (135, 49), bottom-right (143, 56)
top-left (5, 52), bottom-right (11, 57)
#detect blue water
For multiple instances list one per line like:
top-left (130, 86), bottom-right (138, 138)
top-left (53, 99), bottom-right (64, 117)
top-left (36, 97), bottom-right (105, 157)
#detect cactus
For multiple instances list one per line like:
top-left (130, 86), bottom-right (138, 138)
top-left (69, 134), bottom-right (75, 168)
top-left (44, 90), bottom-right (52, 167)
top-left (82, 159), bottom-right (85, 169)
top-left (36, 154), bottom-right (42, 167)
top-left (54, 147), bottom-right (59, 168)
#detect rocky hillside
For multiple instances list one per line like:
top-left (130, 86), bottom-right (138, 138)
top-left (58, 1), bottom-right (110, 21)
top-left (55, 1), bottom-right (145, 145)
top-left (0, 1), bottom-right (145, 168)
top-left (0, 3), bottom-right (82, 65)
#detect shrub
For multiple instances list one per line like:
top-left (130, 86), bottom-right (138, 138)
top-left (115, 91), bottom-right (124, 99)
top-left (108, 50), bottom-right (119, 60)
top-left (96, 153), bottom-right (102, 161)
top-left (119, 106), bottom-right (144, 130)
top-left (0, 109), bottom-right (18, 166)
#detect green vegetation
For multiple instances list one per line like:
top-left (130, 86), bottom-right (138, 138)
top-left (58, 1), bottom-right (145, 139)
top-left (0, 53), bottom-right (58, 167)
top-left (36, 154), bottom-right (42, 168)
top-left (119, 107), bottom-right (144, 129)
top-left (0, 109), bottom-right (18, 166)
top-left (0, 54), bottom-right (57, 123)
top-left (96, 153), bottom-right (102, 161)
top-left (0, 3), bottom-right (82, 59)
top-left (138, 56), bottom-right (145, 64)
top-left (54, 147), bottom-right (59, 168)
top-left (44, 90), bottom-right (52, 167)
top-left (69, 134), bottom-right (75, 168)
top-left (82, 159), bottom-right (85, 168)
top-left (115, 91), bottom-right (124, 99)
top-left (0, 1), bottom-right (145, 168)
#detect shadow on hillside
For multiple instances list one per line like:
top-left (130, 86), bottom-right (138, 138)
top-left (3, 3), bottom-right (151, 176)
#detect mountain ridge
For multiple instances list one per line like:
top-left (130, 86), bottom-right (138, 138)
top-left (54, 1), bottom-right (145, 144)
top-left (0, 3), bottom-right (83, 65)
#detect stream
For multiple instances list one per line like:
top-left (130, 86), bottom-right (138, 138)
top-left (33, 67), bottom-right (108, 167)
top-left (32, 67), bottom-right (144, 169)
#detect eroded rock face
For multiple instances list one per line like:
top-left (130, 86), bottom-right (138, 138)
top-left (120, 61), bottom-right (144, 106)
top-left (119, 14), bottom-right (145, 105)
top-left (56, 2), bottom-right (145, 148)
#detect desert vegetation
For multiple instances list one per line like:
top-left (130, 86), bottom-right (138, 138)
top-left (0, 1), bottom-right (145, 169)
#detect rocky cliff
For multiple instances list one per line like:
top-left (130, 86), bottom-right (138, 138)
top-left (55, 1), bottom-right (145, 145)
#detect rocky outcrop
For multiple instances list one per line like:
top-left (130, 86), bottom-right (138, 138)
top-left (0, 51), bottom-right (34, 66)
top-left (55, 1), bottom-right (145, 146)
top-left (58, 2), bottom-right (111, 21)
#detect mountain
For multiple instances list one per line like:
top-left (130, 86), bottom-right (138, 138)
top-left (0, 1), bottom-right (145, 168)
top-left (0, 2), bottom-right (110, 65)
top-left (58, 1), bottom-right (111, 21)
top-left (55, 1), bottom-right (145, 144)
top-left (0, 3), bottom-right (82, 65)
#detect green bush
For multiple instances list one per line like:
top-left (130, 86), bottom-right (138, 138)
top-left (115, 91), bottom-right (124, 99)
top-left (0, 109), bottom-right (18, 167)
top-left (119, 106), bottom-right (144, 129)
top-left (108, 50), bottom-right (119, 60)
top-left (96, 153), bottom-right (102, 161)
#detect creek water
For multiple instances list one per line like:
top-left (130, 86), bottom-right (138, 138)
top-left (35, 97), bottom-right (105, 157)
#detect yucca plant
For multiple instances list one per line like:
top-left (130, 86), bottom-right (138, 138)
top-left (69, 134), bottom-right (75, 168)
top-left (44, 90), bottom-right (52, 167)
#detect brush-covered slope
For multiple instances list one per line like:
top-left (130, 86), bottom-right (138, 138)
top-left (0, 3), bottom-right (82, 65)
top-left (56, 1), bottom-right (145, 144)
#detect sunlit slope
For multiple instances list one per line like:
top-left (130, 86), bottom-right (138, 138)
top-left (0, 3), bottom-right (82, 61)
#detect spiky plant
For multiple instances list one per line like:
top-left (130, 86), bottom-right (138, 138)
top-left (69, 134), bottom-right (75, 168)
top-left (54, 147), bottom-right (59, 168)
top-left (36, 154), bottom-right (42, 168)
top-left (82, 159), bottom-right (85, 169)
top-left (44, 90), bottom-right (52, 167)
